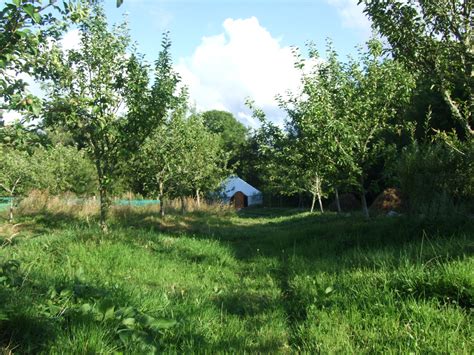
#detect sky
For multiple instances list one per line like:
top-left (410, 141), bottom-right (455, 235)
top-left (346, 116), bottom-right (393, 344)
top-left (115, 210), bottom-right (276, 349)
top-left (4, 0), bottom-right (373, 127)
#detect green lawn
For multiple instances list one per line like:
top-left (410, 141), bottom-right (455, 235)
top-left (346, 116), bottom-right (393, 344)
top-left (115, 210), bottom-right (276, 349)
top-left (0, 206), bottom-right (472, 353)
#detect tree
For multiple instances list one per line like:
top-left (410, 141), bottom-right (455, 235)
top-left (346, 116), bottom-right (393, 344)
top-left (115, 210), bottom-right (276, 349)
top-left (129, 96), bottom-right (227, 215)
top-left (201, 110), bottom-right (248, 170)
top-left (359, 0), bottom-right (473, 137)
top-left (0, 147), bottom-right (31, 222)
top-left (280, 42), bottom-right (355, 213)
top-left (186, 115), bottom-right (229, 207)
top-left (43, 6), bottom-right (178, 231)
top-left (343, 40), bottom-right (415, 217)
top-left (0, 121), bottom-right (47, 152)
top-left (0, 0), bottom-right (90, 113)
top-left (33, 145), bottom-right (97, 196)
top-left (262, 39), bottom-right (414, 216)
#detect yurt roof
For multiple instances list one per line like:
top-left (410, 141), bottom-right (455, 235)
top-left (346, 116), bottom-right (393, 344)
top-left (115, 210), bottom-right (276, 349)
top-left (222, 176), bottom-right (261, 198)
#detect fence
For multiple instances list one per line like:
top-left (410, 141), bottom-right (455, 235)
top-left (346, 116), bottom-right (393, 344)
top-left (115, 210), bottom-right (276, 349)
top-left (0, 197), bottom-right (12, 211)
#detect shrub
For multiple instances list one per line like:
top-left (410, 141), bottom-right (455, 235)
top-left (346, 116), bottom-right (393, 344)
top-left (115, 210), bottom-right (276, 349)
top-left (398, 139), bottom-right (474, 216)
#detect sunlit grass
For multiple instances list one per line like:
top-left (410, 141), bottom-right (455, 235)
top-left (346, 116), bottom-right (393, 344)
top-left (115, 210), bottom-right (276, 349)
top-left (0, 205), bottom-right (472, 352)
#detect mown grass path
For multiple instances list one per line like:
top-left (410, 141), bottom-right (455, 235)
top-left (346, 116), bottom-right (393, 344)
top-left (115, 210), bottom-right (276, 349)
top-left (0, 207), bottom-right (473, 353)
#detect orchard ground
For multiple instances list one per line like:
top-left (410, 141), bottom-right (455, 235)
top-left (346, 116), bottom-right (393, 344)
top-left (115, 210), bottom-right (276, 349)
top-left (0, 204), bottom-right (472, 353)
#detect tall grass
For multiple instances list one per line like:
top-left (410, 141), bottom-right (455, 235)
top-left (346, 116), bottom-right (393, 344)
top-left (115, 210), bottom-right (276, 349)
top-left (0, 202), bottom-right (472, 353)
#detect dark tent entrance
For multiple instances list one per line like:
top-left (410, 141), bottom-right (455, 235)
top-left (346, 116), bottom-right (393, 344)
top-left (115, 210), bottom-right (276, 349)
top-left (231, 191), bottom-right (248, 209)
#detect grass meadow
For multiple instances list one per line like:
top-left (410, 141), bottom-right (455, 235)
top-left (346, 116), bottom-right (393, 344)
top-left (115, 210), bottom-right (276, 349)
top-left (0, 201), bottom-right (472, 353)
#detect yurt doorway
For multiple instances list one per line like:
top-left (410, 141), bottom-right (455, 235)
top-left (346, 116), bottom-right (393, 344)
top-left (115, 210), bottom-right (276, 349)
top-left (231, 191), bottom-right (248, 209)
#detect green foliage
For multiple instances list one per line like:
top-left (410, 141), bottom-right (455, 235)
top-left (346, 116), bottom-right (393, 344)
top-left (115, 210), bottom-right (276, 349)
top-left (244, 105), bottom-right (291, 198)
top-left (129, 95), bottom-right (228, 212)
top-left (0, 121), bottom-right (47, 152)
top-left (43, 5), bottom-right (178, 230)
top-left (201, 110), bottom-right (248, 168)
top-left (279, 41), bottom-right (357, 212)
top-left (341, 39), bottom-right (415, 216)
top-left (32, 145), bottom-right (97, 196)
top-left (0, 143), bottom-right (96, 197)
top-left (256, 39), bottom-right (415, 215)
top-left (0, 259), bottom-right (22, 287)
top-left (0, 0), bottom-right (91, 113)
top-left (398, 138), bottom-right (474, 215)
top-left (0, 146), bottom-right (32, 198)
top-left (359, 0), bottom-right (473, 136)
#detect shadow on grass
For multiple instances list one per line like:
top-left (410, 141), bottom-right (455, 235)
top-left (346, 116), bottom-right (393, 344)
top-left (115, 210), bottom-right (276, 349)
top-left (11, 206), bottom-right (474, 271)
top-left (0, 262), bottom-right (134, 353)
top-left (2, 206), bottom-right (473, 351)
top-left (110, 206), bottom-right (473, 261)
top-left (214, 290), bottom-right (277, 317)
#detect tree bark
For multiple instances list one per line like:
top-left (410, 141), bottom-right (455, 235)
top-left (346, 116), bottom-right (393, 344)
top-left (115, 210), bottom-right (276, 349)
top-left (317, 191), bottom-right (324, 213)
top-left (312, 175), bottom-right (324, 213)
top-left (159, 181), bottom-right (165, 217)
top-left (99, 182), bottom-right (109, 232)
top-left (95, 158), bottom-right (110, 232)
top-left (335, 187), bottom-right (342, 213)
top-left (180, 195), bottom-right (186, 214)
top-left (310, 193), bottom-right (316, 213)
top-left (196, 188), bottom-right (201, 208)
top-left (9, 196), bottom-right (14, 223)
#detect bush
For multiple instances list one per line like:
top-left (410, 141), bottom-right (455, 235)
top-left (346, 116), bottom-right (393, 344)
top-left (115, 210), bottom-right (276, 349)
top-left (32, 145), bottom-right (97, 196)
top-left (398, 139), bottom-right (474, 216)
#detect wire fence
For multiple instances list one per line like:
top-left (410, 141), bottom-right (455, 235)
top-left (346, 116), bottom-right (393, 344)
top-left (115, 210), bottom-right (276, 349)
top-left (0, 197), bottom-right (13, 211)
top-left (0, 196), bottom-right (160, 212)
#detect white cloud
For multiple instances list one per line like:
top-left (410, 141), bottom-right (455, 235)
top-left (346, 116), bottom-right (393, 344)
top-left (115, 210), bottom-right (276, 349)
top-left (60, 28), bottom-right (82, 51)
top-left (175, 17), bottom-right (303, 128)
top-left (326, 0), bottom-right (372, 35)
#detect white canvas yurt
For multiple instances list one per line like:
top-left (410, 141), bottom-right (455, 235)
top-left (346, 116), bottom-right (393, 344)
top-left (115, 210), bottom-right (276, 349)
top-left (220, 176), bottom-right (263, 208)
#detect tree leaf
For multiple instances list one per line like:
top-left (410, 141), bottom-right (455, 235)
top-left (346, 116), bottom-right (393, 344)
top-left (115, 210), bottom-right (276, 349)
top-left (23, 4), bottom-right (41, 24)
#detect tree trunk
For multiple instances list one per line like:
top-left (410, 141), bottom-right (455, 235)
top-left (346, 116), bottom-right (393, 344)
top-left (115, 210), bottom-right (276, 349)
top-left (335, 187), bottom-right (342, 213)
top-left (310, 193), bottom-right (316, 213)
top-left (159, 181), bottom-right (165, 217)
top-left (99, 182), bottom-right (109, 232)
top-left (317, 191), bottom-right (324, 213)
top-left (95, 159), bottom-right (110, 232)
top-left (9, 196), bottom-right (14, 223)
top-left (360, 177), bottom-right (369, 218)
top-left (180, 196), bottom-right (186, 214)
top-left (312, 175), bottom-right (324, 213)
top-left (196, 189), bottom-right (201, 208)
